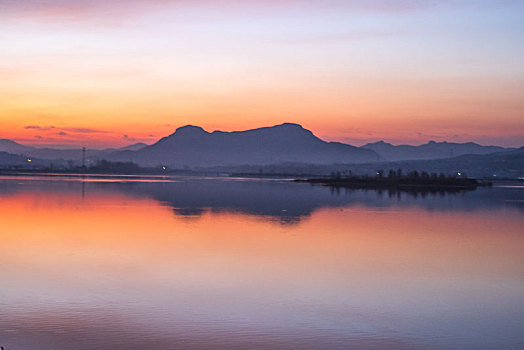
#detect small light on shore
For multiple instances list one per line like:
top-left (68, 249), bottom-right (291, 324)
top-left (27, 158), bottom-right (32, 163)
top-left (457, 172), bottom-right (462, 176)
top-left (162, 166), bottom-right (166, 170)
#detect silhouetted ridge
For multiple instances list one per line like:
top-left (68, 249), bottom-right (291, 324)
top-left (174, 125), bottom-right (208, 136)
top-left (118, 142), bottom-right (148, 151)
top-left (362, 140), bottom-right (513, 161)
top-left (108, 123), bottom-right (379, 167)
top-left (3, 124), bottom-right (518, 171)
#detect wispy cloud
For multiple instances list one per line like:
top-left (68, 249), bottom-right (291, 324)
top-left (61, 127), bottom-right (109, 134)
top-left (24, 125), bottom-right (110, 134)
top-left (272, 30), bottom-right (402, 45)
top-left (123, 134), bottom-right (140, 142)
top-left (0, 0), bottom-right (433, 23)
top-left (16, 125), bottom-right (158, 148)
top-left (25, 125), bottom-right (55, 130)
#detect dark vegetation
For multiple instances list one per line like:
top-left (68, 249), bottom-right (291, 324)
top-left (0, 159), bottom-right (163, 175)
top-left (84, 160), bottom-right (142, 173)
top-left (297, 169), bottom-right (492, 191)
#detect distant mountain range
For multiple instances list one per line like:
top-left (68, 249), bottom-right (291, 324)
top-left (392, 147), bottom-right (524, 178)
top-left (0, 138), bottom-right (33, 154)
top-left (0, 124), bottom-right (521, 174)
top-left (108, 123), bottom-right (378, 167)
top-left (362, 140), bottom-right (512, 161)
top-left (341, 147), bottom-right (524, 179)
top-left (0, 139), bottom-right (147, 161)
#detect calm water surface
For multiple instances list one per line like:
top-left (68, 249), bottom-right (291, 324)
top-left (0, 175), bottom-right (523, 349)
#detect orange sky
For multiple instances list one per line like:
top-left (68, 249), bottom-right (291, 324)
top-left (0, 1), bottom-right (523, 148)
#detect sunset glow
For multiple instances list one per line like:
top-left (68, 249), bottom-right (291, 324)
top-left (2, 186), bottom-right (522, 310)
top-left (1, 175), bottom-right (523, 348)
top-left (1, 1), bottom-right (523, 147)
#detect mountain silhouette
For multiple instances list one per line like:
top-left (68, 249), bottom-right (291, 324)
top-left (0, 139), bottom-right (33, 154)
top-left (362, 140), bottom-right (513, 161)
top-left (1, 125), bottom-right (519, 169)
top-left (0, 140), bottom-right (148, 161)
top-left (117, 142), bottom-right (148, 151)
top-left (109, 123), bottom-right (379, 167)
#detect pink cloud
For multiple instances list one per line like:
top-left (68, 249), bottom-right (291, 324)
top-left (24, 125), bottom-right (110, 134)
top-left (24, 125), bottom-right (56, 130)
top-left (0, 0), bottom-right (430, 22)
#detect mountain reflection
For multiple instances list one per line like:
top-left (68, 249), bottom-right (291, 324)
top-left (0, 176), bottom-right (522, 223)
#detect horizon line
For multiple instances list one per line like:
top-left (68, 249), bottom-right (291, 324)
top-left (4, 122), bottom-right (522, 150)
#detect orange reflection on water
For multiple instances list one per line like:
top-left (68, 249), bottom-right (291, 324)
top-left (0, 188), bottom-right (523, 349)
top-left (1, 191), bottom-right (523, 295)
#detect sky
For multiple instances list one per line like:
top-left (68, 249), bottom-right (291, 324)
top-left (0, 0), bottom-right (523, 148)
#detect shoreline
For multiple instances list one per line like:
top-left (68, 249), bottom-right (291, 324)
top-left (295, 176), bottom-right (493, 191)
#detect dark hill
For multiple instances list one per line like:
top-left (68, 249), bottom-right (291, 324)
top-left (110, 123), bottom-right (380, 167)
top-left (362, 140), bottom-right (513, 161)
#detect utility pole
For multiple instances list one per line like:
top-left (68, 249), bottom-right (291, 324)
top-left (82, 147), bottom-right (86, 169)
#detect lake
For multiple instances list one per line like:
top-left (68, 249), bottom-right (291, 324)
top-left (0, 175), bottom-right (523, 349)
